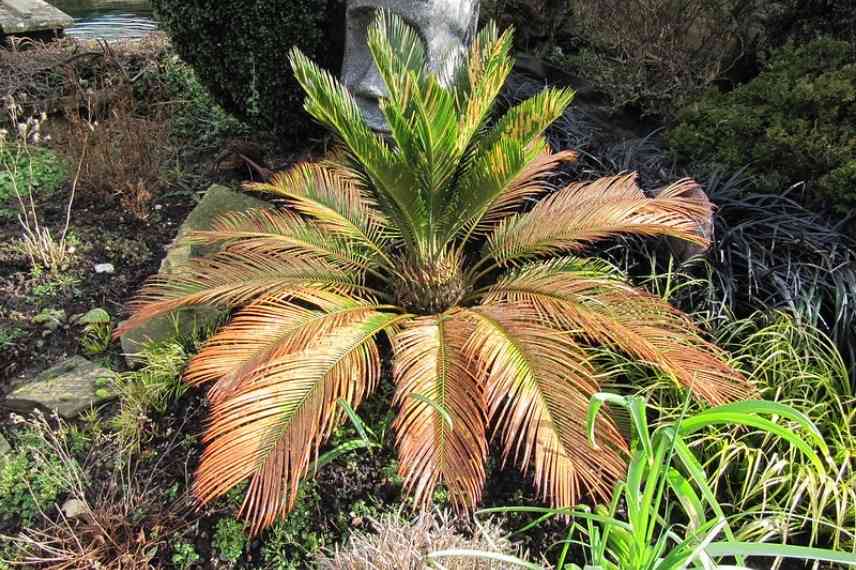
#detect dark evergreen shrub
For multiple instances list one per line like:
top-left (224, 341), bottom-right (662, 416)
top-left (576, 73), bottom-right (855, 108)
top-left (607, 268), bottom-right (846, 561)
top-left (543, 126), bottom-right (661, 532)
top-left (150, 0), bottom-right (345, 139)
top-left (667, 39), bottom-right (856, 214)
top-left (763, 0), bottom-right (856, 49)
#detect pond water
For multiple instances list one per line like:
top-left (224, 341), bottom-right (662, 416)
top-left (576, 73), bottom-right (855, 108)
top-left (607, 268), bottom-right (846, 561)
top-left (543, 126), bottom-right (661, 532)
top-left (51, 1), bottom-right (157, 41)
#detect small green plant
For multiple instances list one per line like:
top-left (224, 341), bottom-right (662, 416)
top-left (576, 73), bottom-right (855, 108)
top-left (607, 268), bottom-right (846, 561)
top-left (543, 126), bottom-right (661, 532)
top-left (213, 517), bottom-right (247, 563)
top-left (110, 340), bottom-right (189, 452)
top-left (0, 420), bottom-right (75, 525)
top-left (0, 145), bottom-right (66, 219)
top-left (31, 307), bottom-right (66, 332)
top-left (261, 482), bottom-right (323, 569)
top-left (1, 101), bottom-right (77, 275)
top-left (28, 273), bottom-right (81, 301)
top-left (171, 541), bottom-right (201, 570)
top-left (0, 325), bottom-right (24, 348)
top-left (78, 308), bottom-right (113, 355)
top-left (453, 394), bottom-right (852, 569)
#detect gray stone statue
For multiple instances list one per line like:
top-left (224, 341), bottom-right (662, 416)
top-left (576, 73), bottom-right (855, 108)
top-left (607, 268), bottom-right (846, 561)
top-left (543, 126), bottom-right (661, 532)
top-left (342, 0), bottom-right (480, 131)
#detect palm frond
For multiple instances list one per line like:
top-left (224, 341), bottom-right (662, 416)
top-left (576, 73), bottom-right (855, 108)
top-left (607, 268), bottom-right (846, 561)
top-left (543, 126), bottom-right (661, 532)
top-left (485, 173), bottom-right (710, 268)
top-left (481, 260), bottom-right (751, 404)
top-left (470, 149), bottom-right (577, 236)
top-left (194, 311), bottom-right (405, 534)
top-left (479, 86), bottom-right (576, 152)
top-left (391, 314), bottom-right (487, 510)
top-left (185, 294), bottom-right (391, 403)
top-left (114, 252), bottom-right (380, 337)
top-left (289, 47), bottom-right (423, 250)
top-left (440, 136), bottom-right (540, 244)
top-left (186, 207), bottom-right (377, 273)
top-left (454, 22), bottom-right (515, 147)
top-left (460, 305), bottom-right (628, 507)
top-left (246, 162), bottom-right (392, 265)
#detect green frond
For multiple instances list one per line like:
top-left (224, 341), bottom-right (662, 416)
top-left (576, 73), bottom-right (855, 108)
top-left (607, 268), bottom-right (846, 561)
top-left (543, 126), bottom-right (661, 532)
top-left (480, 87), bottom-right (576, 151)
top-left (440, 136), bottom-right (540, 244)
top-left (454, 23), bottom-right (515, 145)
top-left (289, 47), bottom-right (423, 250)
top-left (366, 10), bottom-right (426, 102)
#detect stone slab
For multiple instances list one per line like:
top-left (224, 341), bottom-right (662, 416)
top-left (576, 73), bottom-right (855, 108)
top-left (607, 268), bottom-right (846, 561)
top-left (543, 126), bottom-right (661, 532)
top-left (0, 0), bottom-right (73, 34)
top-left (2, 356), bottom-right (116, 419)
top-left (120, 185), bottom-right (269, 364)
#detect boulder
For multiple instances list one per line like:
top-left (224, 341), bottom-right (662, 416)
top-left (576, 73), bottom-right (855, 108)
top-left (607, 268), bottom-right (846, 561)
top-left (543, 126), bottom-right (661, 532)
top-left (3, 356), bottom-right (115, 419)
top-left (0, 432), bottom-right (10, 456)
top-left (120, 185), bottom-right (269, 363)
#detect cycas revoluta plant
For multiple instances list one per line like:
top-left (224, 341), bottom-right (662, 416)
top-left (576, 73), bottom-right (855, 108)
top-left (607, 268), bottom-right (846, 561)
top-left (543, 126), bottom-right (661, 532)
top-left (117, 14), bottom-right (750, 533)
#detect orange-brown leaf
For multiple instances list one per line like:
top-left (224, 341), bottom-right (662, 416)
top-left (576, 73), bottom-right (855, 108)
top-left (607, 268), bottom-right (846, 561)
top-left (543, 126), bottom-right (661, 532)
top-left (391, 313), bottom-right (488, 510)
top-left (185, 295), bottom-right (387, 403)
top-left (460, 305), bottom-right (627, 508)
top-left (194, 311), bottom-right (402, 534)
top-left (482, 262), bottom-right (752, 404)
top-left (115, 251), bottom-right (375, 338)
top-left (486, 173), bottom-right (711, 266)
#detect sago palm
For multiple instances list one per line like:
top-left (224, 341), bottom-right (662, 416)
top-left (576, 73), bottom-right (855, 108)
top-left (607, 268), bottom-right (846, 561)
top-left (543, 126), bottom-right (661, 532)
top-left (117, 13), bottom-right (750, 533)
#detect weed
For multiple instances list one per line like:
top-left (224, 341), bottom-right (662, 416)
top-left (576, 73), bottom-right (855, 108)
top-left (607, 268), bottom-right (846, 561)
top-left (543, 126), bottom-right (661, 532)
top-left (213, 517), bottom-right (247, 563)
top-left (2, 413), bottom-right (195, 569)
top-left (31, 307), bottom-right (66, 332)
top-left (0, 325), bottom-right (24, 348)
top-left (2, 98), bottom-right (82, 276)
top-left (28, 273), bottom-right (81, 302)
top-left (171, 541), bottom-right (201, 570)
top-left (261, 483), bottom-right (323, 568)
top-left (0, 146), bottom-right (65, 221)
top-left (110, 340), bottom-right (189, 453)
top-left (78, 308), bottom-right (113, 355)
top-left (0, 417), bottom-right (76, 525)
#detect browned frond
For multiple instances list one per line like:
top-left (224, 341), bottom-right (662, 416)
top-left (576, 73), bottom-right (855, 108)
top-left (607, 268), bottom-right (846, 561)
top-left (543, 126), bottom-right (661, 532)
top-left (245, 161), bottom-right (391, 253)
top-left (472, 149), bottom-right (577, 235)
top-left (115, 251), bottom-right (376, 338)
top-left (194, 311), bottom-right (404, 535)
top-left (185, 207), bottom-right (377, 272)
top-left (486, 173), bottom-right (711, 267)
top-left (185, 294), bottom-right (390, 403)
top-left (391, 314), bottom-right (487, 510)
top-left (481, 263), bottom-right (751, 404)
top-left (459, 305), bottom-right (627, 508)
top-left (655, 178), bottom-right (714, 233)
